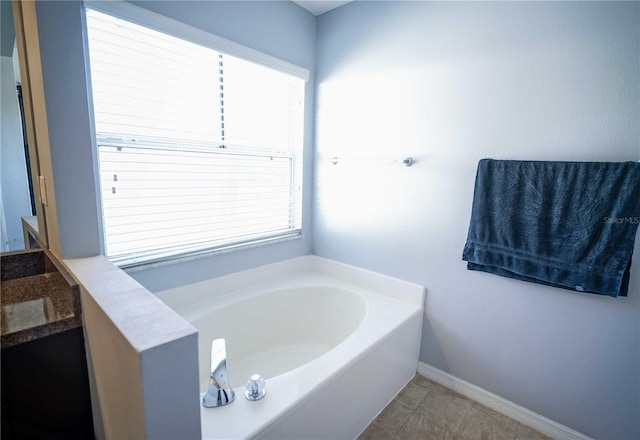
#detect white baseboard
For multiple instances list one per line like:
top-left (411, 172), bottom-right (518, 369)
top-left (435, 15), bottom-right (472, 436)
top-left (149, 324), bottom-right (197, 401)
top-left (417, 362), bottom-right (592, 440)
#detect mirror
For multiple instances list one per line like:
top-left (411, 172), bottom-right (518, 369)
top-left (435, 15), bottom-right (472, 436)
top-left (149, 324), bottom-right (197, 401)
top-left (1, 0), bottom-right (47, 253)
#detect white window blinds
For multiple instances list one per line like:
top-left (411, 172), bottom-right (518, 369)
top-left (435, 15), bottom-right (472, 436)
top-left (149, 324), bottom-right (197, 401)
top-left (85, 9), bottom-right (305, 267)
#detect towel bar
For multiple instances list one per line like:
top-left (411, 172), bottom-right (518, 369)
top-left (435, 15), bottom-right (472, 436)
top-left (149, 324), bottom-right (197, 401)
top-left (329, 156), bottom-right (413, 167)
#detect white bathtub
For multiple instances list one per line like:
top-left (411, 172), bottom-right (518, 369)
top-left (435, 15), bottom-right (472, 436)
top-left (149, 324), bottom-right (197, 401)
top-left (156, 256), bottom-right (425, 439)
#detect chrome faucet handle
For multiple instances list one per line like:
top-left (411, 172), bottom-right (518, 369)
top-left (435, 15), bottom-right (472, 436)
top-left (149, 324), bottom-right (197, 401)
top-left (245, 374), bottom-right (266, 401)
top-left (202, 338), bottom-right (235, 408)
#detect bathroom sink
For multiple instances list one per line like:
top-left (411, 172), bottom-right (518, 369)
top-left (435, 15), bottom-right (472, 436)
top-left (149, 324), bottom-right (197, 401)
top-left (1, 250), bottom-right (82, 348)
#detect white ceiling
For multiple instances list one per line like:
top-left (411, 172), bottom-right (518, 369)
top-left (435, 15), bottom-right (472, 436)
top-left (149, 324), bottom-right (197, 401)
top-left (292, 0), bottom-right (352, 16)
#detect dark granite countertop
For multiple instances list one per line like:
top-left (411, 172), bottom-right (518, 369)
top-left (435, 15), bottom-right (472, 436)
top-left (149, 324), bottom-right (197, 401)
top-left (1, 250), bottom-right (82, 348)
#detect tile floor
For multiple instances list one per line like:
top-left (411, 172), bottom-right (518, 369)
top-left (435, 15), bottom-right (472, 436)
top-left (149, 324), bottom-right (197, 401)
top-left (358, 375), bottom-right (551, 440)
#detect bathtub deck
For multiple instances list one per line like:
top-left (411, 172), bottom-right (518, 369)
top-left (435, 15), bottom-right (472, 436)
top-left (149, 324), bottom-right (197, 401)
top-left (358, 375), bottom-right (551, 440)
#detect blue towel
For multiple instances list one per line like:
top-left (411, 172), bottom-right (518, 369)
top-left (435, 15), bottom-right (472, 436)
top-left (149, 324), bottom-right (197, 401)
top-left (462, 159), bottom-right (640, 297)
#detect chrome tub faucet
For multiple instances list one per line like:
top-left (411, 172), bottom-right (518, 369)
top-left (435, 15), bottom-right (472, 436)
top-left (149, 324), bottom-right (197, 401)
top-left (202, 338), bottom-right (235, 408)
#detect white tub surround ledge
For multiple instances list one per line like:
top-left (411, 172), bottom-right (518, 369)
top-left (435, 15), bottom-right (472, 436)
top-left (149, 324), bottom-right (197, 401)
top-left (157, 255), bottom-right (426, 440)
top-left (64, 256), bottom-right (201, 440)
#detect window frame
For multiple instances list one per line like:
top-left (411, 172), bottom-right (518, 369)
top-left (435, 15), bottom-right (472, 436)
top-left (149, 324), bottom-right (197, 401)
top-left (83, 1), bottom-right (309, 269)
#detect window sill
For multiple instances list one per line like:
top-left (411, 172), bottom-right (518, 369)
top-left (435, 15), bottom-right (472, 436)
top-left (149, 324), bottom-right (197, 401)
top-left (120, 232), bottom-right (303, 274)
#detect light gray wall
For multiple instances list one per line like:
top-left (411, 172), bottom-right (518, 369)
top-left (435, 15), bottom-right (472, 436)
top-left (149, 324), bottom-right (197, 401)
top-left (35, 1), bottom-right (316, 291)
top-left (1, 0), bottom-right (31, 252)
top-left (314, 2), bottom-right (640, 439)
top-left (1, 55), bottom-right (31, 251)
top-left (0, 1), bottom-right (16, 57)
top-left (36, 1), bottom-right (103, 260)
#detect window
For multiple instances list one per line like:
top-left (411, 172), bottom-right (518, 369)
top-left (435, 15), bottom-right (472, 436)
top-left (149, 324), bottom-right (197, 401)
top-left (85, 7), bottom-right (306, 267)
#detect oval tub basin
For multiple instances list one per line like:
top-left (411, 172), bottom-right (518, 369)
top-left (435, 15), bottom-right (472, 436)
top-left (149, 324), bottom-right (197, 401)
top-left (192, 286), bottom-right (367, 389)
